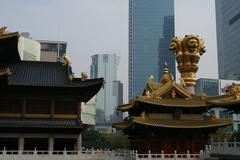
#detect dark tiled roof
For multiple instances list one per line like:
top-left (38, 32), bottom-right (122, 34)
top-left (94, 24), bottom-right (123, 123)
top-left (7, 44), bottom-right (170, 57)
top-left (0, 118), bottom-right (82, 129)
top-left (0, 61), bottom-right (103, 88)
top-left (0, 61), bottom-right (70, 86)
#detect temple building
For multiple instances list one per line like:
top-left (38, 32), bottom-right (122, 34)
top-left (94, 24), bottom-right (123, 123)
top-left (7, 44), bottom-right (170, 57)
top-left (0, 28), bottom-right (104, 151)
top-left (113, 35), bottom-right (240, 154)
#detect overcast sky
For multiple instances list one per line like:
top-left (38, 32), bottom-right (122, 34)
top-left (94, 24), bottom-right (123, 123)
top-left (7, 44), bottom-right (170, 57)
top-left (0, 0), bottom-right (217, 102)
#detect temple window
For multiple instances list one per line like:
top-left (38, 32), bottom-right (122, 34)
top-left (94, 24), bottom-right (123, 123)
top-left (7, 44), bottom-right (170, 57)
top-left (55, 100), bottom-right (78, 115)
top-left (0, 98), bottom-right (21, 113)
top-left (26, 99), bottom-right (51, 114)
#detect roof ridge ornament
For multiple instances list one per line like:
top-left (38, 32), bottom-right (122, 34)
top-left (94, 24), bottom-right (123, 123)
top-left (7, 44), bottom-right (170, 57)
top-left (81, 72), bottom-right (88, 81)
top-left (0, 68), bottom-right (11, 76)
top-left (226, 83), bottom-right (240, 99)
top-left (60, 54), bottom-right (70, 66)
top-left (0, 26), bottom-right (7, 35)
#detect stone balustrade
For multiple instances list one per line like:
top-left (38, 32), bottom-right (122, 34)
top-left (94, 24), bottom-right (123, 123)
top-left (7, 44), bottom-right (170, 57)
top-left (0, 148), bottom-right (135, 160)
top-left (135, 150), bottom-right (204, 160)
top-left (208, 138), bottom-right (240, 156)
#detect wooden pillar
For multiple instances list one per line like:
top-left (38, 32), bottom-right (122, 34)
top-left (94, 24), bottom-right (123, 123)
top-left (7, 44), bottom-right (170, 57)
top-left (77, 101), bottom-right (81, 119)
top-left (21, 97), bottom-right (26, 118)
top-left (50, 98), bottom-right (55, 118)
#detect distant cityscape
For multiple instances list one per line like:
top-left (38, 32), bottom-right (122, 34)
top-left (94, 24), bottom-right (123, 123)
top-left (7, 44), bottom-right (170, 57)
top-left (1, 0), bottom-right (240, 159)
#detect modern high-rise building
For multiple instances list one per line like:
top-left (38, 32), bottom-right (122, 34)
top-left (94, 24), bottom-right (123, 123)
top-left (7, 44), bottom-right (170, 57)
top-left (195, 78), bottom-right (219, 96)
top-left (129, 0), bottom-right (175, 100)
top-left (37, 40), bottom-right (67, 62)
top-left (216, 0), bottom-right (240, 80)
top-left (110, 80), bottom-right (123, 123)
top-left (90, 54), bottom-right (122, 122)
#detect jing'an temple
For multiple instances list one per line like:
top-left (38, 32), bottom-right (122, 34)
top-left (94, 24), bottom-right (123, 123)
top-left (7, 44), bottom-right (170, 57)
top-left (113, 35), bottom-right (240, 154)
top-left (0, 28), bottom-right (104, 150)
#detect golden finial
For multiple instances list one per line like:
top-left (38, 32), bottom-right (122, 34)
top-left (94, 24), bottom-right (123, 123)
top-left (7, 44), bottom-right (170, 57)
top-left (160, 62), bottom-right (170, 84)
top-left (164, 62), bottom-right (168, 73)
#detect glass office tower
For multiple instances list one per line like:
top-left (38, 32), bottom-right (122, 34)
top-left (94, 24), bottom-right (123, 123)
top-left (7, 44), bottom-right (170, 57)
top-left (216, 0), bottom-right (240, 80)
top-left (129, 0), bottom-right (175, 100)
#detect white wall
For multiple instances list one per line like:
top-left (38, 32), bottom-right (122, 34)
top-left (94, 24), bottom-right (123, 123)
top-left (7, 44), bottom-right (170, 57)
top-left (18, 36), bottom-right (40, 61)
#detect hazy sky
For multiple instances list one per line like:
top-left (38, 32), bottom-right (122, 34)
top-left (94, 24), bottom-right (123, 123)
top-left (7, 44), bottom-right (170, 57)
top-left (0, 0), bottom-right (217, 102)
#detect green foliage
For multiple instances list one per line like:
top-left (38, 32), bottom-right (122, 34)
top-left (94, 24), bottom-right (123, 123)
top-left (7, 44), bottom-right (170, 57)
top-left (209, 128), bottom-right (232, 141)
top-left (82, 129), bottom-right (129, 149)
top-left (103, 133), bottom-right (129, 149)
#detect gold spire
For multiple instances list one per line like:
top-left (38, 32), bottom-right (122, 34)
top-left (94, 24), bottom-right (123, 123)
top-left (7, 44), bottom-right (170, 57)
top-left (160, 62), bottom-right (171, 84)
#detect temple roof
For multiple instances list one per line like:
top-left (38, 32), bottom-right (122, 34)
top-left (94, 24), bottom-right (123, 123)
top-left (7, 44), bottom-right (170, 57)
top-left (113, 116), bottom-right (232, 129)
top-left (118, 80), bottom-right (208, 111)
top-left (0, 61), bottom-right (104, 102)
top-left (0, 28), bottom-right (104, 102)
top-left (0, 61), bottom-right (103, 87)
top-left (0, 118), bottom-right (83, 129)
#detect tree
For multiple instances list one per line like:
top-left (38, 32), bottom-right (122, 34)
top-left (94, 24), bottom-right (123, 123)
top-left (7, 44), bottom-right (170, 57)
top-left (209, 128), bottom-right (232, 141)
top-left (82, 129), bottom-right (129, 149)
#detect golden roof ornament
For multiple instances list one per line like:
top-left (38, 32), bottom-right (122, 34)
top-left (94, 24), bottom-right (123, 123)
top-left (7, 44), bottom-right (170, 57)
top-left (147, 75), bottom-right (154, 83)
top-left (169, 35), bottom-right (206, 90)
top-left (226, 83), bottom-right (240, 99)
top-left (160, 62), bottom-right (171, 84)
top-left (0, 26), bottom-right (7, 35)
top-left (0, 68), bottom-right (11, 76)
top-left (60, 54), bottom-right (70, 66)
top-left (81, 72), bottom-right (88, 81)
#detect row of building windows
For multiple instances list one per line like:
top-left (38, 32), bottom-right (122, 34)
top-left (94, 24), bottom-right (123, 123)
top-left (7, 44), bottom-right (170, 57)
top-left (0, 99), bottom-right (78, 115)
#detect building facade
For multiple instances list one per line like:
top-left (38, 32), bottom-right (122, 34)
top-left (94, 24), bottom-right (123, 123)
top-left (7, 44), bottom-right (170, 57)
top-left (129, 0), bottom-right (175, 100)
top-left (195, 78), bottom-right (219, 96)
top-left (37, 40), bottom-right (67, 62)
top-left (90, 54), bottom-right (122, 122)
top-left (0, 31), bottom-right (104, 151)
top-left (216, 0), bottom-right (240, 80)
top-left (18, 36), bottom-right (41, 61)
top-left (110, 80), bottom-right (123, 123)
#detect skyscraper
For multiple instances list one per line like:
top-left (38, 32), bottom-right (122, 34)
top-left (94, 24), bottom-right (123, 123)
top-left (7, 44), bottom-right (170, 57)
top-left (129, 0), bottom-right (175, 100)
top-left (90, 54), bottom-right (121, 122)
top-left (216, 0), bottom-right (240, 80)
top-left (195, 78), bottom-right (219, 96)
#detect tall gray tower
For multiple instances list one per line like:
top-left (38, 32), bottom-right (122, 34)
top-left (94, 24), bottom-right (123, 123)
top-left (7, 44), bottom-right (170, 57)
top-left (216, 0), bottom-right (240, 80)
top-left (90, 54), bottom-right (120, 122)
top-left (129, 0), bottom-right (175, 100)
